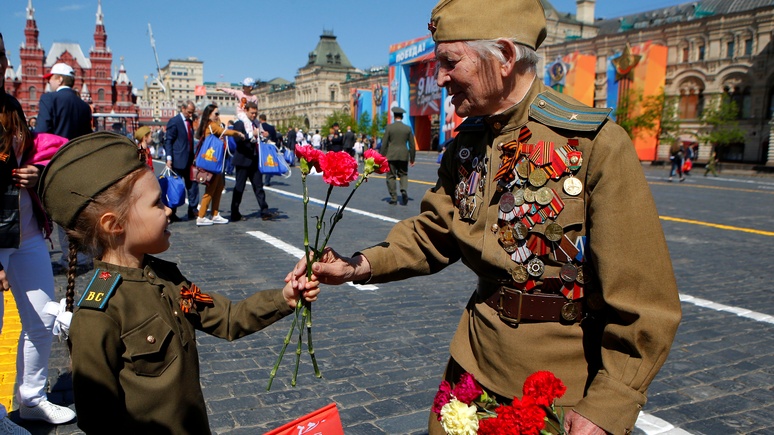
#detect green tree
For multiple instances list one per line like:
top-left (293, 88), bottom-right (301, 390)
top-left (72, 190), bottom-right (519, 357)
top-left (322, 111), bottom-right (354, 134)
top-left (658, 94), bottom-right (681, 147)
top-left (357, 111), bottom-right (372, 136)
top-left (614, 89), bottom-right (666, 140)
top-left (698, 94), bottom-right (745, 153)
top-left (370, 111), bottom-right (388, 140)
top-left (277, 115), bottom-right (307, 133)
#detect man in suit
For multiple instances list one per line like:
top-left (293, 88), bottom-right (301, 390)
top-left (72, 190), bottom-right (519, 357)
top-left (381, 106), bottom-right (416, 205)
top-left (343, 125), bottom-right (356, 157)
top-left (36, 62), bottom-right (94, 271)
top-left (230, 102), bottom-right (276, 221)
top-left (35, 63), bottom-right (92, 140)
top-left (164, 101), bottom-right (198, 222)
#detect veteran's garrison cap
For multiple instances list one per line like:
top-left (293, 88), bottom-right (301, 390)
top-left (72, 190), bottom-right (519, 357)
top-left (38, 131), bottom-right (148, 230)
top-left (429, 0), bottom-right (547, 50)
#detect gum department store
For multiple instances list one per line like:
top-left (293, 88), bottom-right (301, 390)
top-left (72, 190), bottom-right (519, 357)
top-left (4, 0), bottom-right (774, 165)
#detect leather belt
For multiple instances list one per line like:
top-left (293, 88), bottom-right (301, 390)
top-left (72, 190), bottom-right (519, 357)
top-left (477, 278), bottom-right (583, 325)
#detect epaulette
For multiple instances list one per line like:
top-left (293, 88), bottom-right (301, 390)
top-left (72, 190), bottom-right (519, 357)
top-left (529, 91), bottom-right (612, 132)
top-left (77, 269), bottom-right (121, 311)
top-left (454, 116), bottom-right (486, 132)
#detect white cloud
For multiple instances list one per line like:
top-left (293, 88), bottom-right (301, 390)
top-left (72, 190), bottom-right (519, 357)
top-left (58, 4), bottom-right (86, 12)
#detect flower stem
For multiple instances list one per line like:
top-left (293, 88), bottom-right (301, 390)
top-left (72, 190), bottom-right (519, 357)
top-left (267, 310), bottom-right (299, 391)
top-left (305, 301), bottom-right (321, 377)
top-left (320, 175), bottom-right (365, 251)
top-left (292, 305), bottom-right (307, 387)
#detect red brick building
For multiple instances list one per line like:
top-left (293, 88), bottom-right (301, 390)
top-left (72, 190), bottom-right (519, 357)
top-left (3, 0), bottom-right (137, 131)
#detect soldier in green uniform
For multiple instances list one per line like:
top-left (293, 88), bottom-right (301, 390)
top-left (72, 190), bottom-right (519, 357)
top-left (37, 132), bottom-right (320, 434)
top-left (293, 0), bottom-right (681, 434)
top-left (381, 106), bottom-right (416, 205)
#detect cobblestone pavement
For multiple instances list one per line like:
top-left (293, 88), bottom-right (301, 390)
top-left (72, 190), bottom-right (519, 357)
top-left (12, 153), bottom-right (774, 434)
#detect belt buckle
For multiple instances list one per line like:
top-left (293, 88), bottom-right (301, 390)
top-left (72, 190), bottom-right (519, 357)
top-left (498, 287), bottom-right (523, 325)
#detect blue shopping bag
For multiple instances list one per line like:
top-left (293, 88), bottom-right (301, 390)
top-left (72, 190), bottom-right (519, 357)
top-left (158, 168), bottom-right (186, 208)
top-left (259, 142), bottom-right (288, 175)
top-left (282, 147), bottom-right (294, 165)
top-left (195, 134), bottom-right (226, 173)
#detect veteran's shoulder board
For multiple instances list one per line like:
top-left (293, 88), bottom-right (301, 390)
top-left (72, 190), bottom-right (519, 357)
top-left (77, 269), bottom-right (121, 310)
top-left (529, 91), bottom-right (612, 132)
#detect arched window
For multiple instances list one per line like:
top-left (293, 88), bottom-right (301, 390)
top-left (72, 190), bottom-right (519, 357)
top-left (28, 87), bottom-right (36, 101)
top-left (98, 89), bottom-right (105, 101)
top-left (678, 78), bottom-right (705, 120)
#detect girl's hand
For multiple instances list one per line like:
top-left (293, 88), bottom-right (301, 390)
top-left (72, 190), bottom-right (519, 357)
top-left (0, 269), bottom-right (9, 291)
top-left (13, 164), bottom-right (40, 188)
top-left (282, 272), bottom-right (320, 308)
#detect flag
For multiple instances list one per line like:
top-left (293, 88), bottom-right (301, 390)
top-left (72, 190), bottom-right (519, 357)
top-left (264, 403), bottom-right (344, 435)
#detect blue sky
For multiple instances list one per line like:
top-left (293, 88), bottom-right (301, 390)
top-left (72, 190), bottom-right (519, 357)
top-left (1, 0), bottom-right (688, 88)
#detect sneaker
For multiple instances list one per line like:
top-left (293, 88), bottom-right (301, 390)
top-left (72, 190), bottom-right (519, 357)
top-left (211, 215), bottom-right (229, 224)
top-left (196, 217), bottom-right (214, 226)
top-left (0, 417), bottom-right (30, 435)
top-left (19, 400), bottom-right (76, 424)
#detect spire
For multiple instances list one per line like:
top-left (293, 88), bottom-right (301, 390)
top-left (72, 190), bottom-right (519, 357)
top-left (96, 0), bottom-right (103, 26)
top-left (26, 0), bottom-right (34, 20)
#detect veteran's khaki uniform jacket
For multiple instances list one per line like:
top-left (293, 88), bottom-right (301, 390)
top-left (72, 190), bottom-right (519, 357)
top-left (360, 80), bottom-right (681, 434)
top-left (69, 256), bottom-right (293, 434)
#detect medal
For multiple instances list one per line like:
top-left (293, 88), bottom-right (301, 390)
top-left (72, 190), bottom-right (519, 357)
top-left (560, 263), bottom-right (578, 282)
top-left (563, 176), bottom-right (583, 196)
top-left (458, 147), bottom-right (471, 162)
top-left (561, 302), bottom-right (579, 321)
top-left (528, 167), bottom-right (548, 187)
top-left (544, 222), bottom-right (563, 242)
top-left (516, 158), bottom-right (531, 180)
top-left (513, 221), bottom-right (528, 240)
top-left (567, 150), bottom-right (582, 171)
top-left (575, 265), bottom-right (585, 284)
top-left (535, 187), bottom-right (553, 205)
top-left (499, 192), bottom-right (515, 213)
top-left (513, 189), bottom-right (525, 206)
top-left (526, 257), bottom-right (544, 277)
top-left (499, 225), bottom-right (518, 253)
top-left (510, 264), bottom-right (529, 283)
top-left (523, 187), bottom-right (536, 203)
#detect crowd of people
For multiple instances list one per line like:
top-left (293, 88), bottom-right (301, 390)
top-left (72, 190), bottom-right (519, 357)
top-left (0, 0), bottom-right (688, 432)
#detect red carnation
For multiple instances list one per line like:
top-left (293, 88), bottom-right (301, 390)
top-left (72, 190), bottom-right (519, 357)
top-left (522, 371), bottom-right (566, 408)
top-left (364, 148), bottom-right (389, 174)
top-left (452, 372), bottom-right (484, 405)
top-left (431, 380), bottom-right (453, 419)
top-left (295, 145), bottom-right (323, 171)
top-left (319, 151), bottom-right (359, 187)
top-left (491, 395), bottom-right (546, 435)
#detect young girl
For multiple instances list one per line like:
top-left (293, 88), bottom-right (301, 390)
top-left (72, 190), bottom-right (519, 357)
top-left (37, 131), bottom-right (319, 434)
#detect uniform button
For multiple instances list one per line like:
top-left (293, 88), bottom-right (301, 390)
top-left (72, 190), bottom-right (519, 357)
top-left (538, 100), bottom-right (546, 107)
top-left (146, 335), bottom-right (156, 344)
top-left (147, 272), bottom-right (155, 279)
top-left (174, 311), bottom-right (178, 316)
top-left (493, 121), bottom-right (502, 130)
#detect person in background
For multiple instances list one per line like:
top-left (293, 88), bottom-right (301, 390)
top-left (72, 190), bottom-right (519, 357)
top-left (353, 134), bottom-right (365, 163)
top-left (35, 62), bottom-right (94, 271)
top-left (381, 106), bottom-right (415, 205)
top-left (292, 0), bottom-right (681, 433)
top-left (134, 126), bottom-right (153, 168)
top-left (343, 125), bottom-right (356, 157)
top-left (668, 141), bottom-right (685, 182)
top-left (37, 132), bottom-right (319, 434)
top-left (27, 117), bottom-right (36, 131)
top-left (216, 77), bottom-right (258, 128)
top-left (311, 129), bottom-right (322, 150)
top-left (328, 123), bottom-right (344, 152)
top-left (0, 33), bottom-right (77, 434)
top-left (704, 149), bottom-right (719, 177)
top-left (164, 101), bottom-right (199, 221)
top-left (195, 104), bottom-right (244, 226)
top-left (258, 114), bottom-right (279, 187)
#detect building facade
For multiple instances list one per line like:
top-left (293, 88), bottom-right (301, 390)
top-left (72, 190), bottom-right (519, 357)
top-left (542, 0), bottom-right (774, 164)
top-left (3, 0), bottom-right (137, 130)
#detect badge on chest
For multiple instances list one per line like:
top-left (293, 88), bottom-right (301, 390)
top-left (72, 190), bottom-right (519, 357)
top-left (78, 269), bottom-right (121, 311)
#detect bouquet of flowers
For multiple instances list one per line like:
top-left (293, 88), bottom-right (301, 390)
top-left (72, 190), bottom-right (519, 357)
top-left (267, 147), bottom-right (389, 390)
top-left (432, 371), bottom-right (567, 435)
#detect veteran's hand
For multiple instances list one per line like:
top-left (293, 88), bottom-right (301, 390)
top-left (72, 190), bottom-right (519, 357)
top-left (287, 247), bottom-right (371, 289)
top-left (282, 273), bottom-right (320, 308)
top-left (13, 164), bottom-right (40, 188)
top-left (564, 410), bottom-right (608, 435)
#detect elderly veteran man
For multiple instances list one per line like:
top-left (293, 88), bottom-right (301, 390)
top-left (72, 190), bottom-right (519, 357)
top-left (294, 0), bottom-right (681, 433)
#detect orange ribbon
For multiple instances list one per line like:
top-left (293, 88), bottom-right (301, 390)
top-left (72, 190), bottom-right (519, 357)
top-left (179, 283), bottom-right (214, 314)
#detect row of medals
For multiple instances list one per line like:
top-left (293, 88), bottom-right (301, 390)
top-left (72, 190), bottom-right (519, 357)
top-left (455, 135), bottom-right (589, 320)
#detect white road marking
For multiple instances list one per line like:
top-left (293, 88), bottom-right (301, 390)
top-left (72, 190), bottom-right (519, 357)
top-left (264, 186), bottom-right (401, 223)
top-left (680, 293), bottom-right (774, 324)
top-left (636, 412), bottom-right (693, 435)
top-left (246, 231), bottom-right (378, 291)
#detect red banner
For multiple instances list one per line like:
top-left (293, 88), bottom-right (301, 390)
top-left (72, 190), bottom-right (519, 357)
top-left (409, 61), bottom-right (440, 116)
top-left (264, 403), bottom-right (344, 435)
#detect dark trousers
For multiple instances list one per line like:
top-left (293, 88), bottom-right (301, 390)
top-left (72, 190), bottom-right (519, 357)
top-left (231, 165), bottom-right (269, 216)
top-left (171, 165), bottom-right (199, 217)
top-left (386, 160), bottom-right (409, 200)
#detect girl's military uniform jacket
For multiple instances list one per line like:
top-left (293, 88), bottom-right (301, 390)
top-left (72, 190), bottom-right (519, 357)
top-left (358, 80), bottom-right (681, 435)
top-left (69, 256), bottom-right (293, 434)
